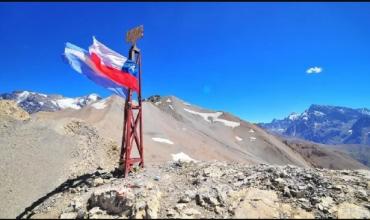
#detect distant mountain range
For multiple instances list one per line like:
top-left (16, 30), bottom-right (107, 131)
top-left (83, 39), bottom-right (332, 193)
top-left (2, 91), bottom-right (370, 147)
top-left (0, 91), bottom-right (101, 114)
top-left (259, 104), bottom-right (370, 146)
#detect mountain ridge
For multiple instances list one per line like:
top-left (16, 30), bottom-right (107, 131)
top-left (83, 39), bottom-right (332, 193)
top-left (259, 104), bottom-right (370, 146)
top-left (0, 90), bottom-right (101, 114)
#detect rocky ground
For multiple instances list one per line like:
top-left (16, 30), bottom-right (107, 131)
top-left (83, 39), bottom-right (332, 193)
top-left (2, 97), bottom-right (369, 219)
top-left (19, 160), bottom-right (370, 219)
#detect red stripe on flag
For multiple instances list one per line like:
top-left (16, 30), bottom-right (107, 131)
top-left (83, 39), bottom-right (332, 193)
top-left (90, 53), bottom-right (139, 92)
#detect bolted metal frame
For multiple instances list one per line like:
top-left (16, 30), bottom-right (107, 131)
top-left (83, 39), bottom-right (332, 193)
top-left (120, 44), bottom-right (144, 177)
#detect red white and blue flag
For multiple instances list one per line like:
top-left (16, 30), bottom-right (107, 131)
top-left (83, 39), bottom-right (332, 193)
top-left (62, 37), bottom-right (139, 98)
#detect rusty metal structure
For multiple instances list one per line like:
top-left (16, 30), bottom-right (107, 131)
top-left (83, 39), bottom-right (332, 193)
top-left (120, 25), bottom-right (144, 177)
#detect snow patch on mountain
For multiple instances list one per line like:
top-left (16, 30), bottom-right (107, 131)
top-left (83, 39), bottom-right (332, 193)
top-left (214, 118), bottom-right (240, 128)
top-left (56, 98), bottom-right (81, 110)
top-left (92, 99), bottom-right (107, 110)
top-left (360, 108), bottom-right (370, 116)
top-left (288, 113), bottom-right (300, 121)
top-left (184, 108), bottom-right (222, 122)
top-left (88, 94), bottom-right (100, 102)
top-left (152, 137), bottom-right (174, 145)
top-left (16, 91), bottom-right (30, 104)
top-left (183, 108), bottom-right (240, 128)
top-left (171, 152), bottom-right (196, 163)
top-left (314, 111), bottom-right (325, 117)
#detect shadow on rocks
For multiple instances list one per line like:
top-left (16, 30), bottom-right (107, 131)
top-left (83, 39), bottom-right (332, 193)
top-left (16, 167), bottom-right (123, 219)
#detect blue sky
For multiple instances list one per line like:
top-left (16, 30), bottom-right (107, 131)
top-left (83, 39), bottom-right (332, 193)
top-left (1, 3), bottom-right (370, 123)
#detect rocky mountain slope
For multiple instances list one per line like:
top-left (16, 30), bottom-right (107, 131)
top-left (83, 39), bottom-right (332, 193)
top-left (19, 160), bottom-right (370, 219)
top-left (259, 104), bottom-right (370, 145)
top-left (0, 92), bottom-right (368, 218)
top-left (0, 91), bottom-right (101, 114)
top-left (34, 94), bottom-right (312, 167)
top-left (280, 138), bottom-right (368, 170)
top-left (0, 100), bottom-right (119, 218)
top-left (328, 144), bottom-right (370, 167)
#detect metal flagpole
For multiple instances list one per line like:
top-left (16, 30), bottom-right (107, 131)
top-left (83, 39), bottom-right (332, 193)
top-left (120, 25), bottom-right (144, 177)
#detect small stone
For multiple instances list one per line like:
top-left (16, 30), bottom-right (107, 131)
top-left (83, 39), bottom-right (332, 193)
top-left (317, 204), bottom-right (324, 211)
top-left (283, 187), bottom-right (291, 198)
top-left (215, 206), bottom-right (223, 214)
top-left (209, 197), bottom-right (220, 206)
top-left (175, 203), bottom-right (187, 211)
top-left (279, 171), bottom-right (287, 178)
top-left (304, 174), bottom-right (312, 179)
top-left (300, 202), bottom-right (312, 211)
top-left (299, 198), bottom-right (309, 203)
top-left (89, 207), bottom-right (104, 215)
top-left (179, 196), bottom-right (191, 203)
top-left (364, 204), bottom-right (370, 210)
top-left (101, 172), bottom-right (113, 179)
top-left (145, 182), bottom-right (155, 190)
top-left (192, 179), bottom-right (201, 186)
top-left (202, 195), bottom-right (220, 207)
top-left (183, 208), bottom-right (201, 216)
top-left (321, 196), bottom-right (334, 208)
top-left (60, 212), bottom-right (78, 219)
top-left (355, 189), bottom-right (367, 200)
top-left (70, 200), bottom-right (82, 212)
top-left (272, 178), bottom-right (285, 188)
top-left (76, 209), bottom-right (85, 219)
top-left (233, 181), bottom-right (243, 187)
top-left (310, 197), bottom-right (320, 204)
top-left (167, 209), bottom-right (178, 218)
top-left (92, 177), bottom-right (104, 187)
top-left (154, 176), bottom-right (160, 181)
top-left (291, 190), bottom-right (304, 198)
top-left (136, 200), bottom-right (146, 210)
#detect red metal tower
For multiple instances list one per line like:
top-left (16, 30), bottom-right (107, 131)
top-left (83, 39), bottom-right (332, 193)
top-left (120, 26), bottom-right (144, 177)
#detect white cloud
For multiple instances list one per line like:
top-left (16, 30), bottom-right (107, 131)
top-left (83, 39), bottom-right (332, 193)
top-left (306, 66), bottom-right (323, 74)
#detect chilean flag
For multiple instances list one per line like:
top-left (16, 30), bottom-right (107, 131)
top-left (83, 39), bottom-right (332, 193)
top-left (62, 37), bottom-right (139, 98)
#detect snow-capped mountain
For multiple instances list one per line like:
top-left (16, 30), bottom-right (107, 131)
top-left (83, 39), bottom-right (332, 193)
top-left (259, 104), bottom-right (370, 145)
top-left (0, 91), bottom-right (101, 114)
